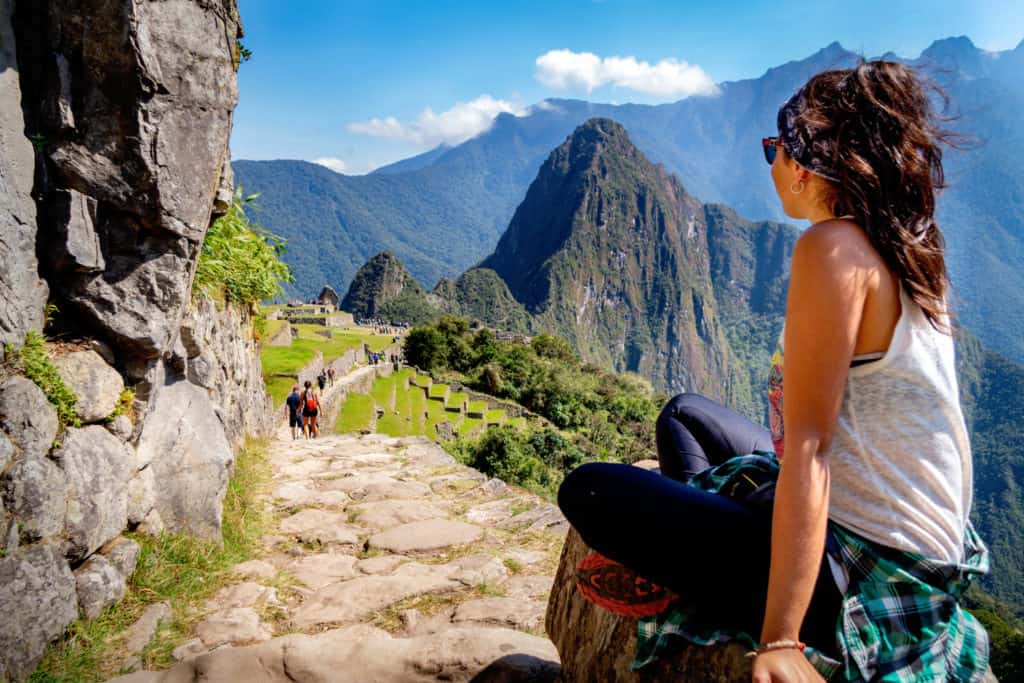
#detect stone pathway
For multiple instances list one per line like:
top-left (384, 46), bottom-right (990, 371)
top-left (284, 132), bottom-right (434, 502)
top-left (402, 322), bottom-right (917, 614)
top-left (112, 414), bottom-right (568, 681)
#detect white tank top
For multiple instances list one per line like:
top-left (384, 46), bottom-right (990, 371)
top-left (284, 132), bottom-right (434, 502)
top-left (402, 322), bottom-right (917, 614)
top-left (770, 285), bottom-right (972, 563)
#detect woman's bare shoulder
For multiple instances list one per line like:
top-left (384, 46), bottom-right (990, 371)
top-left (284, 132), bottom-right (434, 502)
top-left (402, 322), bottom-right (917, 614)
top-left (797, 217), bottom-right (879, 267)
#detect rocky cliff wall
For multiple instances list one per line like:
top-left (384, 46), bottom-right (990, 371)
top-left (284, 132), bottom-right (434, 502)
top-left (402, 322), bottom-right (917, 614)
top-left (0, 0), bottom-right (47, 351)
top-left (0, 1), bottom-right (276, 679)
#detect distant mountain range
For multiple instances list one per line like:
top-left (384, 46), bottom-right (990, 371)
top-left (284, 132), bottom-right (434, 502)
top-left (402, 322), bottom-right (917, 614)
top-left (235, 35), bottom-right (1024, 364)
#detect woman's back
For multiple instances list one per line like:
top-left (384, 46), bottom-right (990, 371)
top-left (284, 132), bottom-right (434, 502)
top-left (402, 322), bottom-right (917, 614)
top-left (772, 266), bottom-right (972, 563)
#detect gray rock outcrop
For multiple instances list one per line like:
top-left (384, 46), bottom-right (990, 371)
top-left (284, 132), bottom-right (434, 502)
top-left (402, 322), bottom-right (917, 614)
top-left (0, 376), bottom-right (58, 460)
top-left (53, 350), bottom-right (123, 423)
top-left (74, 552), bottom-right (127, 620)
top-left (2, 452), bottom-right (66, 542)
top-left (0, 0), bottom-right (280, 677)
top-left (137, 380), bottom-right (234, 539)
top-left (0, 0), bottom-right (48, 351)
top-left (54, 426), bottom-right (132, 561)
top-left (14, 0), bottom-right (242, 358)
top-left (0, 542), bottom-right (77, 681)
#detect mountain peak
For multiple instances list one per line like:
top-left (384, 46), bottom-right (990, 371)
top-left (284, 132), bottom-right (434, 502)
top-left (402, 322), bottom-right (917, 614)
top-left (921, 35), bottom-right (980, 61)
top-left (340, 252), bottom-right (423, 319)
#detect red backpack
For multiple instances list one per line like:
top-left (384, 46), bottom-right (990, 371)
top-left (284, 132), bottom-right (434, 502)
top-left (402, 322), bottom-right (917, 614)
top-left (303, 390), bottom-right (318, 411)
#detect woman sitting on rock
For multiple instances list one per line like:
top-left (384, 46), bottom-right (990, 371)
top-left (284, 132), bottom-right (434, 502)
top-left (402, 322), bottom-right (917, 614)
top-left (558, 60), bottom-right (988, 682)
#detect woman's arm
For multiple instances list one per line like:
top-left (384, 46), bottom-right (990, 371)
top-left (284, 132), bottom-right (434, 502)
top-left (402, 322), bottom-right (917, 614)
top-left (754, 222), bottom-right (869, 682)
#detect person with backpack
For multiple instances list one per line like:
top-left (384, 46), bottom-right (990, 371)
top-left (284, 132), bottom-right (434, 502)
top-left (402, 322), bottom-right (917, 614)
top-left (317, 369), bottom-right (327, 392)
top-left (285, 385), bottom-right (302, 440)
top-left (301, 380), bottom-right (320, 438)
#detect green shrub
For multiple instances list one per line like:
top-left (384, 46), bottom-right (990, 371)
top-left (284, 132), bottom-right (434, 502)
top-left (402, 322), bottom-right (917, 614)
top-left (404, 327), bottom-right (448, 371)
top-left (193, 187), bottom-right (293, 306)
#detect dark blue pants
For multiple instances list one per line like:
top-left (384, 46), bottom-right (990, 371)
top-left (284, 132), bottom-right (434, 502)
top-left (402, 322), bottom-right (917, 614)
top-left (557, 393), bottom-right (841, 656)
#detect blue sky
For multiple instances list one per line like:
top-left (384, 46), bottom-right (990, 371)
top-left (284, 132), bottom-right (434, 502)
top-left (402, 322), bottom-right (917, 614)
top-left (232, 0), bottom-right (1024, 174)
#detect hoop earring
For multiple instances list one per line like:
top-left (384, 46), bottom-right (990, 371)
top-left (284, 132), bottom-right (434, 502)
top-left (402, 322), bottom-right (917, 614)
top-left (790, 180), bottom-right (806, 194)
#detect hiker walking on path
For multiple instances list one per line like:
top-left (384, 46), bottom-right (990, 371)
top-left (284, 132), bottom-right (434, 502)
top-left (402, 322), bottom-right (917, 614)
top-left (317, 369), bottom-right (327, 392)
top-left (327, 366), bottom-right (335, 386)
top-left (285, 385), bottom-right (303, 440)
top-left (558, 61), bottom-right (989, 682)
top-left (301, 380), bottom-right (321, 439)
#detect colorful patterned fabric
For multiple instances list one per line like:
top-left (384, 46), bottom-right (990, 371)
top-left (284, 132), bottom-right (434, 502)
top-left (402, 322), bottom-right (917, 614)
top-left (768, 346), bottom-right (785, 458)
top-left (632, 453), bottom-right (991, 681)
top-left (777, 85), bottom-right (842, 182)
top-left (575, 551), bottom-right (679, 618)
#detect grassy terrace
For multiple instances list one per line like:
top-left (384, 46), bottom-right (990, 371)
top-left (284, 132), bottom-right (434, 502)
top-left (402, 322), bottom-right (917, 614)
top-left (445, 391), bottom-right (468, 411)
top-left (264, 318), bottom-right (288, 340)
top-left (260, 316), bottom-right (396, 404)
top-left (334, 371), bottom-right (524, 443)
top-left (335, 393), bottom-right (374, 433)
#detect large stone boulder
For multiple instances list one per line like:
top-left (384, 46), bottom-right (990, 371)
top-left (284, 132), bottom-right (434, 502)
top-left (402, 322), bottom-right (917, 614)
top-left (74, 552), bottom-right (126, 619)
top-left (0, 542), bottom-right (78, 681)
top-left (545, 527), bottom-right (752, 682)
top-left (0, 0), bottom-right (48, 351)
top-left (54, 426), bottom-right (133, 561)
top-left (53, 349), bottom-right (124, 423)
top-left (136, 380), bottom-right (233, 539)
top-left (0, 376), bottom-right (58, 460)
top-left (2, 453), bottom-right (66, 543)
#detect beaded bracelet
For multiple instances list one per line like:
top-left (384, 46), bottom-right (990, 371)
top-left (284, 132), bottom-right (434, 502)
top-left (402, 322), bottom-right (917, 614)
top-left (744, 640), bottom-right (807, 658)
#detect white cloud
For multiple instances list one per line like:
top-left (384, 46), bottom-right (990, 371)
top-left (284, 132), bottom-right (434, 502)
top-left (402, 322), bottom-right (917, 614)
top-left (535, 49), bottom-right (719, 99)
top-left (313, 157), bottom-right (349, 173)
top-left (311, 156), bottom-right (382, 175)
top-left (348, 95), bottom-right (527, 147)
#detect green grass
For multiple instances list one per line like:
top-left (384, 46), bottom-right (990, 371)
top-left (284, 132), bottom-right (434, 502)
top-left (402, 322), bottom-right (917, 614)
top-left (376, 412), bottom-right (407, 437)
top-left (506, 416), bottom-right (526, 430)
top-left (428, 383), bottom-right (449, 400)
top-left (5, 330), bottom-right (81, 435)
top-left (424, 400), bottom-right (451, 441)
top-left (445, 392), bottom-right (468, 411)
top-left (266, 376), bottom-right (297, 405)
top-left (413, 375), bottom-right (432, 389)
top-left (466, 401), bottom-right (487, 417)
top-left (458, 416), bottom-right (484, 437)
top-left (336, 393), bottom-right (375, 434)
top-left (29, 438), bottom-right (273, 681)
top-left (485, 409), bottom-right (506, 424)
top-left (370, 374), bottom-right (397, 410)
top-left (408, 389), bottom-right (427, 436)
top-left (260, 344), bottom-right (317, 377)
top-left (263, 318), bottom-right (288, 341)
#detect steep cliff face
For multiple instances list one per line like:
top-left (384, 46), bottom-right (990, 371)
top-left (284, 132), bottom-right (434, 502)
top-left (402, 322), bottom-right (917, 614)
top-left (0, 1), bottom-right (274, 679)
top-left (0, 0), bottom-right (47, 351)
top-left (14, 0), bottom-right (240, 358)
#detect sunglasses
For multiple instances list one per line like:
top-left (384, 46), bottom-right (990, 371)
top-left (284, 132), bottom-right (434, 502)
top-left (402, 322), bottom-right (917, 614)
top-left (761, 137), bottom-right (780, 165)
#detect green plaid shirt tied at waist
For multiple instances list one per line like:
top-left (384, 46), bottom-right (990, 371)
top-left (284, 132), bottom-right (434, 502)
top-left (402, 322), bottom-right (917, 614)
top-left (632, 453), bottom-right (990, 682)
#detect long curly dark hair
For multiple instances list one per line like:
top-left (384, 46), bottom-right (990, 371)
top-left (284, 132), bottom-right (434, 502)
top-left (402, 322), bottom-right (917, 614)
top-left (793, 60), bottom-right (959, 332)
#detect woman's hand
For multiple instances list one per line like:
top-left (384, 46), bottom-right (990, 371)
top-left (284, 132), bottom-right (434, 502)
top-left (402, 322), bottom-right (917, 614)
top-left (751, 649), bottom-right (825, 683)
